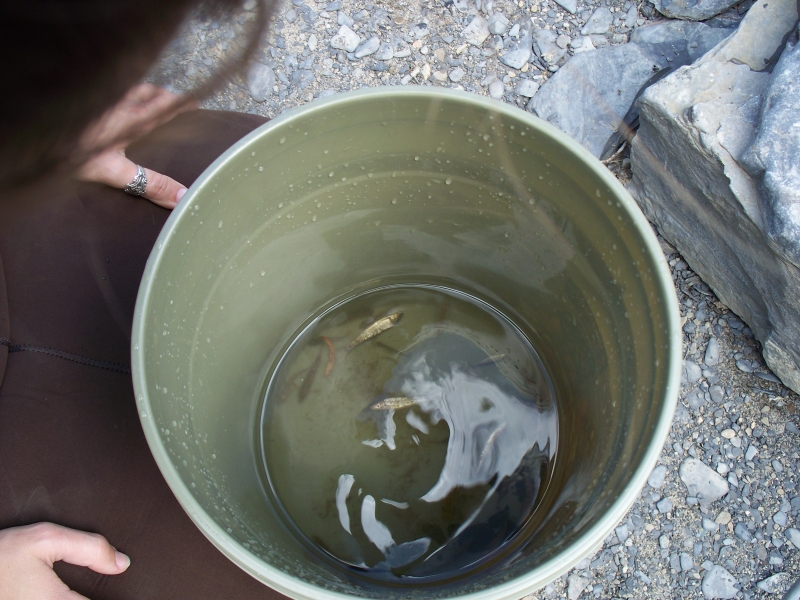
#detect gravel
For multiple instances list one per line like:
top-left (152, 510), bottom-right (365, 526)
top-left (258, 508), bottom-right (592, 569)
top-left (150, 0), bottom-right (800, 597)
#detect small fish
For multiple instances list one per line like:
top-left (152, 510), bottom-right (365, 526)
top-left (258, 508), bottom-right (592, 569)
top-left (370, 396), bottom-right (418, 411)
top-left (478, 423), bottom-right (507, 469)
top-left (297, 347), bottom-right (324, 402)
top-left (474, 353), bottom-right (506, 367)
top-left (320, 336), bottom-right (335, 377)
top-left (348, 312), bottom-right (402, 349)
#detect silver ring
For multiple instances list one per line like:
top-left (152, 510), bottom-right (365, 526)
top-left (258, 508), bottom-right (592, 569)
top-left (124, 165), bottom-right (147, 196)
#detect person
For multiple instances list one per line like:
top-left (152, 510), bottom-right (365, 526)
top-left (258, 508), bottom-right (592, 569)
top-left (0, 0), bottom-right (290, 598)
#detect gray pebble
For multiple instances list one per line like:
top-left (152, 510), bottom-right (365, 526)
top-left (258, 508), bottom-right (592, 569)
top-left (567, 574), bottom-right (589, 600)
top-left (569, 35), bottom-right (595, 54)
top-left (683, 359), bottom-right (702, 383)
top-left (623, 5), bottom-right (638, 28)
top-left (701, 565), bottom-right (739, 599)
top-left (246, 62), bottom-right (275, 102)
top-left (757, 573), bottom-right (788, 594)
top-left (679, 458), bottom-right (729, 507)
top-left (556, 34), bottom-right (570, 49)
top-left (463, 15), bottom-right (490, 46)
top-left (786, 422), bottom-right (800, 435)
top-left (745, 445), bottom-right (758, 461)
top-left (648, 464), bottom-right (667, 489)
top-left (499, 27), bottom-right (532, 69)
top-left (353, 35), bottom-right (379, 58)
top-left (702, 517), bottom-right (720, 531)
top-left (773, 511), bottom-right (788, 527)
top-left (580, 6), bottom-right (613, 35)
top-left (514, 79), bottom-right (540, 97)
top-left (680, 553), bottom-right (694, 572)
top-left (734, 523), bottom-right (752, 542)
top-left (488, 79), bottom-right (505, 99)
top-left (659, 534), bottom-right (670, 549)
top-left (772, 459), bottom-right (784, 474)
top-left (705, 337), bottom-right (720, 366)
top-left (553, 0), bottom-right (577, 12)
top-left (487, 12), bottom-right (510, 36)
top-left (735, 359), bottom-right (753, 373)
top-left (635, 570), bottom-right (651, 584)
top-left (449, 67), bottom-right (465, 82)
top-left (754, 371), bottom-right (781, 383)
top-left (330, 25), bottom-right (361, 52)
top-left (337, 11), bottom-right (354, 27)
top-left (374, 42), bottom-right (393, 61)
top-left (657, 497), bottom-right (673, 513)
top-left (533, 29), bottom-right (567, 65)
top-left (710, 385), bottom-right (725, 403)
top-left (391, 37), bottom-right (411, 58)
top-left (411, 22), bottom-right (430, 39)
top-left (615, 524), bottom-right (629, 542)
top-left (285, 8), bottom-right (298, 23)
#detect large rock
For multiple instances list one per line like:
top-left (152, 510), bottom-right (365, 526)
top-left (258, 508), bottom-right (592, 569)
top-left (630, 0), bottom-right (800, 392)
top-left (528, 20), bottom-right (733, 157)
top-left (653, 0), bottom-right (738, 21)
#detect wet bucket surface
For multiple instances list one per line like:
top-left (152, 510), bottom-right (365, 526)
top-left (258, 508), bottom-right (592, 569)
top-left (132, 87), bottom-right (681, 600)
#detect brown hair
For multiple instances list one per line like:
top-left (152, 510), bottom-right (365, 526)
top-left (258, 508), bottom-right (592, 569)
top-left (0, 0), bottom-right (274, 191)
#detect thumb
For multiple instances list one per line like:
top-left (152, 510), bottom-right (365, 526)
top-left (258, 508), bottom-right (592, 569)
top-left (31, 523), bottom-right (130, 575)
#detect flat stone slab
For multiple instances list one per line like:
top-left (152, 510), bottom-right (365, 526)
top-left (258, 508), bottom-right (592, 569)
top-left (631, 0), bottom-right (800, 392)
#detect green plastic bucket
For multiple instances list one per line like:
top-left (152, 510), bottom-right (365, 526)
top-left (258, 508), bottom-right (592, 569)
top-left (132, 87), bottom-right (681, 599)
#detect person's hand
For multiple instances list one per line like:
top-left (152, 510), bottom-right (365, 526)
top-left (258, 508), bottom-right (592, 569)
top-left (76, 83), bottom-right (198, 209)
top-left (0, 522), bottom-right (130, 600)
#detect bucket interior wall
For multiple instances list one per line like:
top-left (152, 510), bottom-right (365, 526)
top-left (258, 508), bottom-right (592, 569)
top-left (136, 91), bottom-right (675, 597)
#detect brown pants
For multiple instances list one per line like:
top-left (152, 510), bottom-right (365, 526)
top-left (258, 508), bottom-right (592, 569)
top-left (0, 110), bottom-right (288, 599)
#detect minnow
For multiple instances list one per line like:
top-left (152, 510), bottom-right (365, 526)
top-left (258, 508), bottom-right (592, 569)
top-left (370, 396), bottom-right (418, 411)
top-left (320, 336), bottom-right (335, 377)
top-left (348, 312), bottom-right (402, 349)
top-left (474, 353), bottom-right (506, 367)
top-left (478, 423), bottom-right (507, 469)
top-left (297, 347), bottom-right (324, 402)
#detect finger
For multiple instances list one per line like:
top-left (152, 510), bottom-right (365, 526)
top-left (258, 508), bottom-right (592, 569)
top-left (76, 150), bottom-right (187, 209)
top-left (125, 83), bottom-right (162, 103)
top-left (29, 523), bottom-right (130, 575)
top-left (141, 167), bottom-right (187, 209)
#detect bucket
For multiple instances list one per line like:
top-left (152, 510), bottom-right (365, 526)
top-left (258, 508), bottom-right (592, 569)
top-left (132, 87), bottom-right (681, 599)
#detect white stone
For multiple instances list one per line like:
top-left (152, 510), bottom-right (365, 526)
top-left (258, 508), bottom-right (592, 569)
top-left (330, 25), bottom-right (361, 52)
top-left (488, 79), bottom-right (505, 99)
